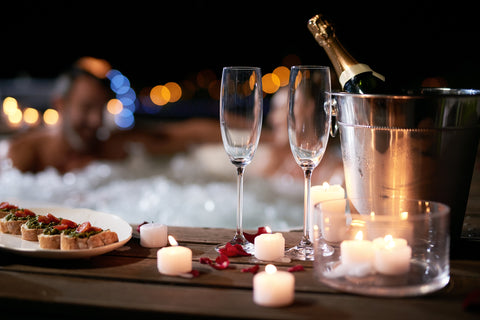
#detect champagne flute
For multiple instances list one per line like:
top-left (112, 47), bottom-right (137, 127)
top-left (286, 66), bottom-right (331, 260)
top-left (218, 67), bottom-right (263, 254)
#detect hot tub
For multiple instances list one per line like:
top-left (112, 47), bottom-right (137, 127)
top-left (0, 141), bottom-right (309, 231)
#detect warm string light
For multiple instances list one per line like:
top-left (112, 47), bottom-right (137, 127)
top-left (2, 97), bottom-right (59, 127)
top-left (2, 55), bottom-right (301, 130)
top-left (43, 109), bottom-right (59, 126)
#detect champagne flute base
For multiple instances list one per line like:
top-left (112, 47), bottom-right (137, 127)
top-left (285, 238), bottom-right (315, 261)
top-left (215, 237), bottom-right (255, 255)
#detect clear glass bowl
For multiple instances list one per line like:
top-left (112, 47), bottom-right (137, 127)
top-left (313, 197), bottom-right (450, 297)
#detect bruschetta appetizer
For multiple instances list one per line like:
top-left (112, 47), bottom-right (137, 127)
top-left (0, 209), bottom-right (36, 234)
top-left (0, 203), bottom-right (120, 251)
top-left (21, 213), bottom-right (61, 241)
top-left (0, 202), bottom-right (19, 219)
top-left (60, 221), bottom-right (119, 250)
top-left (38, 218), bottom-right (78, 249)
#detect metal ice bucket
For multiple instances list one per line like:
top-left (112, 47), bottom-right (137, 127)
top-left (331, 89), bottom-right (480, 248)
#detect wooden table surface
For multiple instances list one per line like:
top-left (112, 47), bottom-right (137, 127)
top-left (0, 225), bottom-right (479, 320)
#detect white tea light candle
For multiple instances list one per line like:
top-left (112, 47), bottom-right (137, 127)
top-left (318, 198), bottom-right (347, 243)
top-left (340, 231), bottom-right (375, 277)
top-left (373, 235), bottom-right (412, 275)
top-left (311, 182), bottom-right (345, 240)
top-left (140, 223), bottom-right (168, 248)
top-left (311, 182), bottom-right (345, 204)
top-left (254, 232), bottom-right (285, 261)
top-left (157, 236), bottom-right (192, 276)
top-left (253, 264), bottom-right (295, 307)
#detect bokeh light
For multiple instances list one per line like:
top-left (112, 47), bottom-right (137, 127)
top-left (76, 57), bottom-right (111, 79)
top-left (262, 73), bottom-right (281, 94)
top-left (3, 97), bottom-right (18, 115)
top-left (106, 68), bottom-right (138, 128)
top-left (107, 98), bottom-right (124, 115)
top-left (23, 108), bottom-right (39, 124)
top-left (8, 108), bottom-right (22, 124)
top-left (118, 87), bottom-right (137, 112)
top-left (164, 82), bottom-right (182, 103)
top-left (115, 108), bottom-right (135, 129)
top-left (273, 66), bottom-right (290, 87)
top-left (150, 85), bottom-right (171, 106)
top-left (43, 109), bottom-right (59, 126)
top-left (110, 73), bottom-right (131, 95)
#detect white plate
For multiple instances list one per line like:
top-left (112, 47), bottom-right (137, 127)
top-left (0, 207), bottom-right (132, 259)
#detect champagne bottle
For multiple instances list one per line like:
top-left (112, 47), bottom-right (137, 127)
top-left (308, 14), bottom-right (386, 94)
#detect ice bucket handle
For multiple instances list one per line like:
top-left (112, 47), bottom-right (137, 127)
top-left (330, 95), bottom-right (338, 138)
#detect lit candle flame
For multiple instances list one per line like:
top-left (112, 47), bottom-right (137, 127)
top-left (384, 234), bottom-right (395, 249)
top-left (168, 235), bottom-right (178, 246)
top-left (265, 264), bottom-right (277, 274)
top-left (265, 226), bottom-right (272, 234)
top-left (400, 211), bottom-right (408, 220)
top-left (322, 181), bottom-right (330, 190)
top-left (354, 231), bottom-right (364, 241)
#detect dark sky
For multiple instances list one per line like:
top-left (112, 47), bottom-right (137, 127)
top-left (2, 0), bottom-right (480, 90)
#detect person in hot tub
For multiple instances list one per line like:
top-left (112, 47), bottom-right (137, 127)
top-left (7, 58), bottom-right (220, 173)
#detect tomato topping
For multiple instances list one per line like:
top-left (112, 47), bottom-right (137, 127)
top-left (38, 214), bottom-right (60, 224)
top-left (46, 213), bottom-right (60, 224)
top-left (76, 221), bottom-right (92, 233)
top-left (53, 224), bottom-right (69, 231)
top-left (23, 209), bottom-right (36, 217)
top-left (14, 211), bottom-right (25, 218)
top-left (14, 209), bottom-right (36, 218)
top-left (76, 221), bottom-right (102, 233)
top-left (59, 219), bottom-right (77, 229)
top-left (0, 202), bottom-right (18, 210)
top-left (90, 226), bottom-right (103, 232)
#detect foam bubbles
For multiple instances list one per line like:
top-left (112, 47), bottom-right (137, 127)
top-left (0, 147), bottom-right (302, 230)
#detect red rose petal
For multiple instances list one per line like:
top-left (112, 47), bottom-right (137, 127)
top-left (199, 254), bottom-right (230, 270)
top-left (178, 269), bottom-right (201, 279)
top-left (288, 265), bottom-right (305, 272)
top-left (214, 254), bottom-right (230, 269)
top-left (199, 257), bottom-right (213, 265)
top-left (241, 264), bottom-right (260, 274)
top-left (136, 221), bottom-right (149, 233)
top-left (219, 243), bottom-right (251, 257)
top-left (243, 227), bottom-right (269, 243)
top-left (218, 243), bottom-right (251, 257)
top-left (189, 270), bottom-right (201, 278)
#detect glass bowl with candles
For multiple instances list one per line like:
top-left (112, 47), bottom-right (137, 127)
top-left (313, 197), bottom-right (450, 297)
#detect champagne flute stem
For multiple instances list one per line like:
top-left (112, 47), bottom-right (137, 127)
top-left (302, 167), bottom-right (313, 245)
top-left (234, 166), bottom-right (245, 241)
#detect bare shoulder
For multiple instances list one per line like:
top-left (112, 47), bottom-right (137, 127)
top-left (7, 129), bottom-right (55, 172)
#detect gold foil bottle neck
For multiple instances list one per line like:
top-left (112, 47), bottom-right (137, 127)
top-left (308, 13), bottom-right (360, 81)
top-left (308, 14), bottom-right (335, 46)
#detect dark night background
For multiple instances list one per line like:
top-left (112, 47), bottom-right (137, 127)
top-left (1, 0), bottom-right (480, 100)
